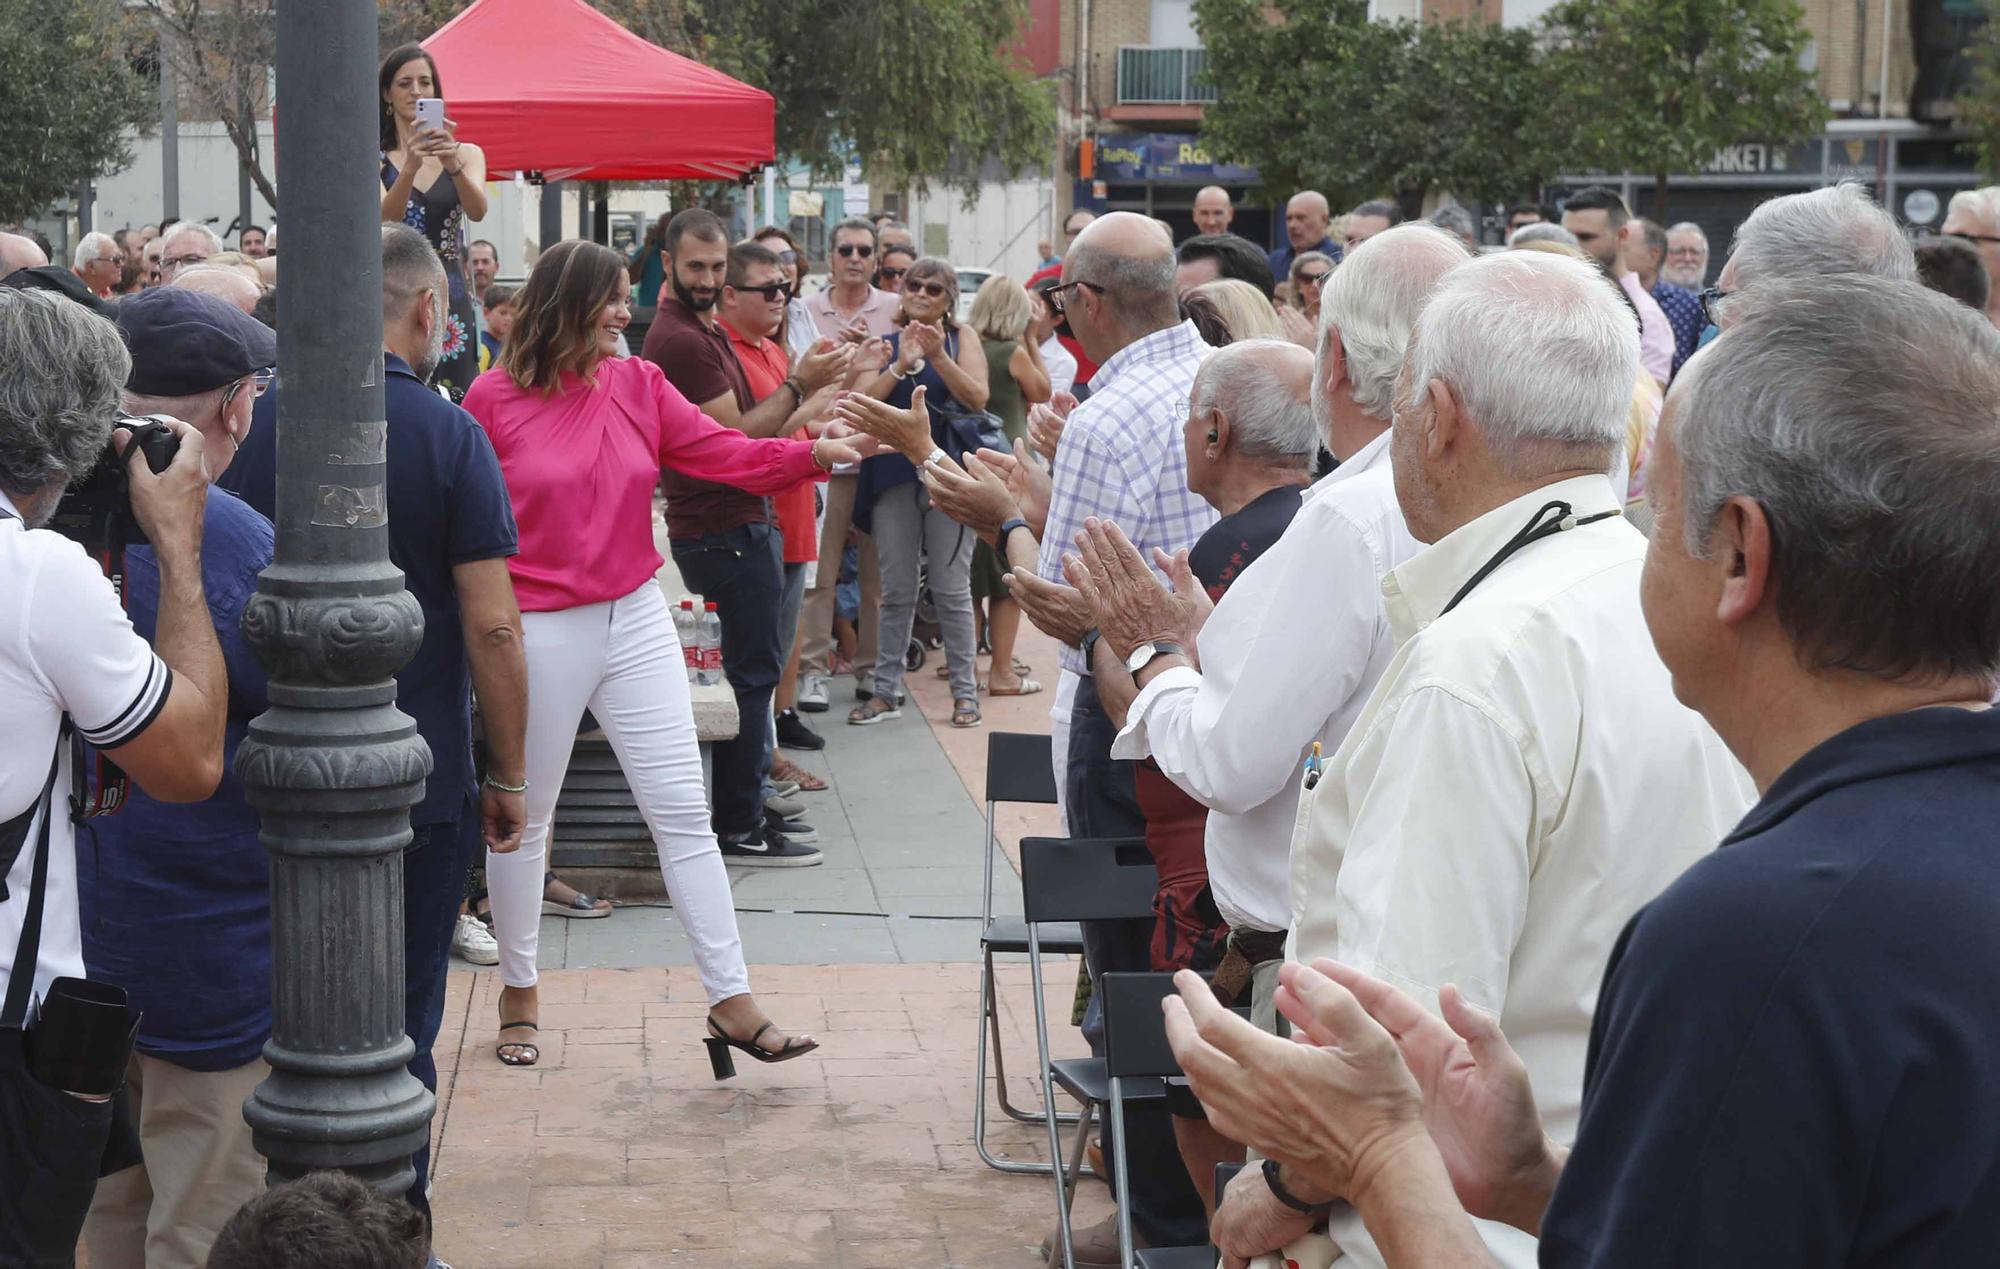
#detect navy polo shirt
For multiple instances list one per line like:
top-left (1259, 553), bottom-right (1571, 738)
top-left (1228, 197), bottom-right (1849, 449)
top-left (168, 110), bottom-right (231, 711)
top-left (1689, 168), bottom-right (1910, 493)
top-left (79, 489), bottom-right (273, 1070)
top-left (1267, 236), bottom-right (1341, 280)
top-left (222, 355), bottom-right (518, 825)
top-left (1542, 706), bottom-right (2000, 1266)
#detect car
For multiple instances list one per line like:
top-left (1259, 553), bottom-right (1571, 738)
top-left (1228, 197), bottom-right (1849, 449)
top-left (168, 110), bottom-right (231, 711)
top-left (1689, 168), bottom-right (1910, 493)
top-left (954, 267), bottom-right (993, 320)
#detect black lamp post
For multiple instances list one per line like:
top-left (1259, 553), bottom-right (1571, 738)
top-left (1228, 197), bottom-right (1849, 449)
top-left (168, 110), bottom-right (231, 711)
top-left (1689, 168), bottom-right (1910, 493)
top-left (236, 0), bottom-right (435, 1190)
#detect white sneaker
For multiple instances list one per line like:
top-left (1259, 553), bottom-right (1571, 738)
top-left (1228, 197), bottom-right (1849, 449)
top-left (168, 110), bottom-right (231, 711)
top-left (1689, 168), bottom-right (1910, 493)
top-left (452, 913), bottom-right (499, 965)
top-left (798, 674), bottom-right (829, 713)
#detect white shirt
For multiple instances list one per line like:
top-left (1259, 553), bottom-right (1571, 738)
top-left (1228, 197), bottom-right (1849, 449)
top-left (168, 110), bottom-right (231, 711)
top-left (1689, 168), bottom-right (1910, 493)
top-left (0, 492), bottom-right (171, 1010)
top-left (1289, 475), bottom-right (1753, 1267)
top-left (1040, 335), bottom-right (1078, 398)
top-left (1110, 431), bottom-right (1417, 931)
top-left (1619, 272), bottom-right (1674, 387)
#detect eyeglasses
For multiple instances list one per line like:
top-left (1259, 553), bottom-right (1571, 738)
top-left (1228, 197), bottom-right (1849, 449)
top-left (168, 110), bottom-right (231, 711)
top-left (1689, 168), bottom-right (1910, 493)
top-left (903, 279), bottom-right (949, 299)
top-left (1947, 230), bottom-right (2000, 246)
top-left (1295, 270), bottom-right (1330, 287)
top-left (162, 253), bottom-right (209, 271)
top-left (222, 367), bottom-right (276, 409)
top-left (835, 243), bottom-right (875, 259)
top-left (772, 249), bottom-right (799, 265)
top-left (735, 281), bottom-right (793, 303)
top-left (1044, 279), bottom-right (1104, 316)
top-left (1665, 247), bottom-right (1706, 259)
top-left (1698, 286), bottom-right (1731, 327)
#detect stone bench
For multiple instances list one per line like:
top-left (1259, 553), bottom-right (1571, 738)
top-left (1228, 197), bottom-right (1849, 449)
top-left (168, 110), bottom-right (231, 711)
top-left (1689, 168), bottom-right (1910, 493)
top-left (548, 509), bottom-right (741, 873)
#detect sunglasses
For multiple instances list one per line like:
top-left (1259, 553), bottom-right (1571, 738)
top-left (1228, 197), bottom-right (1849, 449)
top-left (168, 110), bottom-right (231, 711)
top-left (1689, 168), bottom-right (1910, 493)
top-left (836, 243), bottom-right (875, 259)
top-left (771, 249), bottom-right (799, 265)
top-left (222, 367), bottom-right (276, 410)
top-left (735, 281), bottom-right (793, 303)
top-left (903, 279), bottom-right (949, 299)
top-left (1044, 279), bottom-right (1105, 316)
top-left (878, 266), bottom-right (908, 282)
top-left (1296, 270), bottom-right (1330, 286)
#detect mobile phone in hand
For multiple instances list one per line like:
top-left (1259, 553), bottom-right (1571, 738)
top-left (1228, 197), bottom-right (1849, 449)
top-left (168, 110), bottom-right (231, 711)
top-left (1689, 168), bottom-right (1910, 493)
top-left (415, 97), bottom-right (445, 132)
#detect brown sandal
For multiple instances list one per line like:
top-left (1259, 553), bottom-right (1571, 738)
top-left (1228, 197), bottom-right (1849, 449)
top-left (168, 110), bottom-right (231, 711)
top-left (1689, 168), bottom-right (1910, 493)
top-left (769, 755), bottom-right (828, 792)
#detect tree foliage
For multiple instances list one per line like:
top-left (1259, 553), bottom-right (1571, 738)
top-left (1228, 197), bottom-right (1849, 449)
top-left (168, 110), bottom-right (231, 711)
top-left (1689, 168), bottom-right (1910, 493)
top-left (380, 0), bottom-right (1054, 198)
top-left (1955, 1), bottom-right (2000, 178)
top-left (1542, 0), bottom-right (1826, 217)
top-left (143, 0), bottom-right (280, 209)
top-left (0, 0), bottom-right (155, 223)
top-left (1193, 0), bottom-right (1568, 208)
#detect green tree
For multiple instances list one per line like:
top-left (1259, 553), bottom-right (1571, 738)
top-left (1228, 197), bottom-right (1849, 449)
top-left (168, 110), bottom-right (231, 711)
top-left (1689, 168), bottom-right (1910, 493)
top-left (1192, 0), bottom-right (1567, 209)
top-left (1541, 0), bottom-right (1826, 219)
top-left (143, 0), bottom-right (279, 209)
top-left (1955, 1), bottom-right (2000, 177)
top-left (0, 0), bottom-right (155, 223)
top-left (379, 0), bottom-right (1054, 199)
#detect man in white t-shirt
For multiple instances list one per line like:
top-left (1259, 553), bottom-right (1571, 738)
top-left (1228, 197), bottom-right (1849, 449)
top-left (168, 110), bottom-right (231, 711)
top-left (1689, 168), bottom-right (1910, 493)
top-left (0, 289), bottom-right (229, 1263)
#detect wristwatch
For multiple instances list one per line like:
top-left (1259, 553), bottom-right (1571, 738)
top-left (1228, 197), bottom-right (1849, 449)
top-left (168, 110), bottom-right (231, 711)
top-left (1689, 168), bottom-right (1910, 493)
top-left (1080, 627), bottom-right (1103, 665)
top-left (1263, 1157), bottom-right (1336, 1216)
top-left (996, 517), bottom-right (1031, 551)
top-left (1124, 641), bottom-right (1186, 676)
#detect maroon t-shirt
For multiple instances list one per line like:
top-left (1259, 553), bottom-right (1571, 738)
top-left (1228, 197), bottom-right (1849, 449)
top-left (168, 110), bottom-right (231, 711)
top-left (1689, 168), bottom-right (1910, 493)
top-left (641, 297), bottom-right (772, 539)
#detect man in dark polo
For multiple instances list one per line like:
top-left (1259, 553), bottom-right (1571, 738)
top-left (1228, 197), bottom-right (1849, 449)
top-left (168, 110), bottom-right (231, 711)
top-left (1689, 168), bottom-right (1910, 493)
top-left (638, 208), bottom-right (846, 867)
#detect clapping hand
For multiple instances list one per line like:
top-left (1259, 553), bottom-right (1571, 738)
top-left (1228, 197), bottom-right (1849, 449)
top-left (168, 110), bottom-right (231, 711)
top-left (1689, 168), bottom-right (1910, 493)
top-left (816, 419), bottom-right (893, 461)
top-left (1026, 397), bottom-right (1073, 462)
top-left (966, 440), bottom-right (1051, 535)
top-left (921, 449), bottom-right (1021, 540)
top-left (1066, 518), bottom-right (1213, 661)
top-left (793, 338), bottom-right (857, 394)
top-left (907, 320), bottom-right (947, 361)
top-left (1278, 304), bottom-right (1317, 350)
top-left (832, 386), bottom-right (931, 463)
top-left (1003, 566), bottom-right (1095, 648)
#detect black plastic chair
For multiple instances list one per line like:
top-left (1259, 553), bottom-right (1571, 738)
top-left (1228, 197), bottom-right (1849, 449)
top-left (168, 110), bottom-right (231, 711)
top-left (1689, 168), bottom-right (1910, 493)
top-left (1021, 836), bottom-right (1162, 1269)
top-left (973, 733), bottom-right (1087, 1176)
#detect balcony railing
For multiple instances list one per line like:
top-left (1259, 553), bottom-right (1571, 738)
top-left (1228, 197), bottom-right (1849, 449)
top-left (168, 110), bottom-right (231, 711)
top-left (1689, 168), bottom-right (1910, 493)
top-left (1115, 46), bottom-right (1216, 105)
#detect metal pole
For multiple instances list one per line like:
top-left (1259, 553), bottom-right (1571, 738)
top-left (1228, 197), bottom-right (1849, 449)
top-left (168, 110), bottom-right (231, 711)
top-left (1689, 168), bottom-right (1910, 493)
top-left (159, 21), bottom-right (180, 221)
top-left (764, 165), bottom-right (778, 232)
top-left (239, 157), bottom-right (253, 247)
top-left (238, 0), bottom-right (433, 1192)
top-left (540, 179), bottom-right (564, 253)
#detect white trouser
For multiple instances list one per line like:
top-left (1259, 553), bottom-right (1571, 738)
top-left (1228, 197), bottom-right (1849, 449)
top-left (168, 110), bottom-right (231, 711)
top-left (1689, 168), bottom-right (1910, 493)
top-left (489, 582), bottom-right (750, 1004)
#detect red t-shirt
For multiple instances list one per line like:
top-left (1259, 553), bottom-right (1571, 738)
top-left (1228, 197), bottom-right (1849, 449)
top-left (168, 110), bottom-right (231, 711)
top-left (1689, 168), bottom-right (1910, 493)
top-left (722, 319), bottom-right (819, 564)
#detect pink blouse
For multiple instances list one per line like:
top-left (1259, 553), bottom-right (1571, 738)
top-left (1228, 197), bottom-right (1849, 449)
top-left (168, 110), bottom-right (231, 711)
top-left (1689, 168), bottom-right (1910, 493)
top-left (463, 357), bottom-right (822, 612)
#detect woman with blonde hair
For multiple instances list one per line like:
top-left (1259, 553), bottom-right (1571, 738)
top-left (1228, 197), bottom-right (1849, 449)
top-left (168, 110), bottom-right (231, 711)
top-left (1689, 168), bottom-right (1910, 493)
top-left (462, 240), bottom-right (866, 1070)
top-left (964, 276), bottom-right (1052, 697)
top-left (1191, 277), bottom-right (1284, 343)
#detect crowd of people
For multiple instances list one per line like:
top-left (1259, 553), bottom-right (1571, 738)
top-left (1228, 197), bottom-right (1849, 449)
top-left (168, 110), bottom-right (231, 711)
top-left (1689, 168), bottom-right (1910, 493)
top-left (5, 35), bottom-right (2000, 1269)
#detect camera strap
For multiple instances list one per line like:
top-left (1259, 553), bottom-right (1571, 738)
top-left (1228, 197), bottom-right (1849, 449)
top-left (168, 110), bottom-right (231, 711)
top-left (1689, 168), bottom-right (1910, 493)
top-left (2, 717), bottom-right (70, 1030)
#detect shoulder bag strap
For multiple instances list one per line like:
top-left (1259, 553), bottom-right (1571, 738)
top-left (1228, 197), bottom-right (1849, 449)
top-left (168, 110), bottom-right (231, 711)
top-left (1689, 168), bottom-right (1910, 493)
top-left (3, 717), bottom-right (70, 1029)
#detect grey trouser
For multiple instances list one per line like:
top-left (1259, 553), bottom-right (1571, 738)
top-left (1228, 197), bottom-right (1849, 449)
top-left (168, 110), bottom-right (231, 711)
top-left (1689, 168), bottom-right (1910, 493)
top-left (870, 482), bottom-right (977, 702)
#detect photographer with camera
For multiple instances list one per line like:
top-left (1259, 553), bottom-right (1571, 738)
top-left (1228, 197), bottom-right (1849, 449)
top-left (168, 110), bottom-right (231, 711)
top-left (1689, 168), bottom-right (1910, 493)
top-left (0, 290), bottom-right (226, 1265)
top-left (72, 287), bottom-right (282, 1269)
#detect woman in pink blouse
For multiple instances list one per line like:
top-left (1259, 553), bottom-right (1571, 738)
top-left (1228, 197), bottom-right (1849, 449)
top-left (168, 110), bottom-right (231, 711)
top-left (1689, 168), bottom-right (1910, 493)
top-left (463, 242), bottom-right (863, 1071)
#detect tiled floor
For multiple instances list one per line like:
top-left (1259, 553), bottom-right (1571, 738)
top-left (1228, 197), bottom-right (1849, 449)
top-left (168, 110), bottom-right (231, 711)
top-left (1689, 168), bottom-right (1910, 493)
top-left (429, 626), bottom-right (1116, 1267)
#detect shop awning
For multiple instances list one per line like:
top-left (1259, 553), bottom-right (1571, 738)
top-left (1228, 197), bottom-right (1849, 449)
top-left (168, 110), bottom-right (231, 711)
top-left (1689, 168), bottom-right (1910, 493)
top-left (423, 0), bottom-right (774, 182)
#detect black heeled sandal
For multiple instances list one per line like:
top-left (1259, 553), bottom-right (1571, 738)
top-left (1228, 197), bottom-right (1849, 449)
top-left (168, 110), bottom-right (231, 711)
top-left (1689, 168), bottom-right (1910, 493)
top-left (703, 1016), bottom-right (819, 1079)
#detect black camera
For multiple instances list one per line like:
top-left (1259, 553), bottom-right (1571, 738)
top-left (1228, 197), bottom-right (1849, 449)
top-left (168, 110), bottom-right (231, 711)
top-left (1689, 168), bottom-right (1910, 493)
top-left (46, 414), bottom-right (182, 564)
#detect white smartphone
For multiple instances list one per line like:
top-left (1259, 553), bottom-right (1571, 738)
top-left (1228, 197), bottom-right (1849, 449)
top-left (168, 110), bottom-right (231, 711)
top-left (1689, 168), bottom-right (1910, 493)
top-left (414, 97), bottom-right (445, 133)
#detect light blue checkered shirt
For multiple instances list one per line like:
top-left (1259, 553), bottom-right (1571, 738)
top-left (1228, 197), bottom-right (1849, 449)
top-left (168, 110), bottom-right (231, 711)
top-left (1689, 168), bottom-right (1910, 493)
top-left (1038, 320), bottom-right (1217, 676)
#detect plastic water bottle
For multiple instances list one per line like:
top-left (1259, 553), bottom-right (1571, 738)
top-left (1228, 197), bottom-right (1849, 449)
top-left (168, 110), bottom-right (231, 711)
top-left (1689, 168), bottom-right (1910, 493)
top-left (673, 599), bottom-right (699, 683)
top-left (696, 602), bottom-right (724, 686)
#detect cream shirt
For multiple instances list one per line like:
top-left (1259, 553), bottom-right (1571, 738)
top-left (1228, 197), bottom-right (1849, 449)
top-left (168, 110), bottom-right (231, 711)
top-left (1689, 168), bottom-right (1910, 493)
top-left (1288, 474), bottom-right (1754, 1268)
top-left (1111, 431), bottom-right (1418, 931)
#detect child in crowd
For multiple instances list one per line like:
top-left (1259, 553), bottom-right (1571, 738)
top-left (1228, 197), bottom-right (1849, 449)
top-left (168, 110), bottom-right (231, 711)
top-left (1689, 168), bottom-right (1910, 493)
top-left (478, 282), bottom-right (516, 371)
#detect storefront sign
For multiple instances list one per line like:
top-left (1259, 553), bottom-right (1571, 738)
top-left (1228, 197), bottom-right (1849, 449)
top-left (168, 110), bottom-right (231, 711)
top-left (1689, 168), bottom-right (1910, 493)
top-left (1095, 133), bottom-right (1259, 184)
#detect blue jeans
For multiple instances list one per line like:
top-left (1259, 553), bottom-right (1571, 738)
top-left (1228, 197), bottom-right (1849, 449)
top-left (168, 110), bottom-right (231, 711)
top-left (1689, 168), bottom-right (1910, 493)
top-left (672, 523), bottom-right (785, 838)
top-left (403, 809), bottom-right (480, 1221)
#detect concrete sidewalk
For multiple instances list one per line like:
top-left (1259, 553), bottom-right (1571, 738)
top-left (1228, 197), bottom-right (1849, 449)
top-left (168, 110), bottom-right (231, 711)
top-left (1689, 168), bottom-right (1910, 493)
top-left (429, 627), bottom-right (1115, 1267)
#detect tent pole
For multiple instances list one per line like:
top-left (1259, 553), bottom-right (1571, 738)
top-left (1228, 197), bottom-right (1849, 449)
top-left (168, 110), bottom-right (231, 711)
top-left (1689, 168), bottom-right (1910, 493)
top-left (540, 179), bottom-right (564, 255)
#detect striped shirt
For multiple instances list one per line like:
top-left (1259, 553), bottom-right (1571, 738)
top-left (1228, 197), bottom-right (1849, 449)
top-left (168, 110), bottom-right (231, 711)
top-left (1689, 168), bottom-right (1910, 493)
top-left (1038, 320), bottom-right (1216, 676)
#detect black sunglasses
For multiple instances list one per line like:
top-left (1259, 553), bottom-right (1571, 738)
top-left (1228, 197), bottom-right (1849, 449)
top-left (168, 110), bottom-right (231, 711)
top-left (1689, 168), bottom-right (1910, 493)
top-left (836, 243), bottom-right (875, 259)
top-left (877, 265), bottom-right (908, 281)
top-left (735, 281), bottom-right (793, 302)
top-left (903, 279), bottom-right (949, 299)
top-left (1044, 279), bottom-right (1104, 316)
top-left (1296, 270), bottom-right (1330, 286)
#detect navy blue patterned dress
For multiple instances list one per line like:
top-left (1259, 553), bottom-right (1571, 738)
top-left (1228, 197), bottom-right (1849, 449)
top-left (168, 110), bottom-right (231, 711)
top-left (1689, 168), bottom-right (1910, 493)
top-left (382, 155), bottom-right (479, 401)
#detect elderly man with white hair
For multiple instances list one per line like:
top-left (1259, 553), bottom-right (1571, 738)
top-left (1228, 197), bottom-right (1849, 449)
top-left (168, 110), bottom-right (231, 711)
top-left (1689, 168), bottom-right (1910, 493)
top-left (1662, 220), bottom-right (1710, 288)
top-left (1712, 182), bottom-right (1917, 328)
top-left (1940, 185), bottom-right (2000, 327)
top-left (157, 222), bottom-right (223, 285)
top-left (1200, 250), bottom-right (1751, 1269)
top-left (72, 233), bottom-right (123, 298)
top-left (172, 264), bottom-right (263, 317)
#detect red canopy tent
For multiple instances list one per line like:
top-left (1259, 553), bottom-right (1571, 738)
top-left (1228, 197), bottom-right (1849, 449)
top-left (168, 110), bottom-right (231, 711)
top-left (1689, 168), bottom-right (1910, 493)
top-left (422, 0), bottom-right (774, 182)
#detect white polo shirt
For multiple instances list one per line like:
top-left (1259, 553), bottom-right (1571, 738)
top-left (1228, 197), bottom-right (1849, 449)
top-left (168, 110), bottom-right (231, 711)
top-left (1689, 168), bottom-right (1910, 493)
top-left (0, 491), bottom-right (170, 1010)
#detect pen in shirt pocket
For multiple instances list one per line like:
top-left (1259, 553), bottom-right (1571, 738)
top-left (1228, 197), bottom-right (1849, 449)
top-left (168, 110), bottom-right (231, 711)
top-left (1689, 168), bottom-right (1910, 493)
top-left (1303, 741), bottom-right (1323, 790)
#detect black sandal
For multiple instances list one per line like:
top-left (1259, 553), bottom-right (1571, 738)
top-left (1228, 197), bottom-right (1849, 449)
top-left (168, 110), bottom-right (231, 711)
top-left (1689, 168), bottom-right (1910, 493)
top-left (703, 1015), bottom-right (818, 1079)
top-left (496, 1020), bottom-right (539, 1067)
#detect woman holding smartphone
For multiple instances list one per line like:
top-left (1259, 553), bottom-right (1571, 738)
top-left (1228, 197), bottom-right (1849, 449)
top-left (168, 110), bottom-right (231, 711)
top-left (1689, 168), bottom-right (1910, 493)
top-left (379, 43), bottom-right (486, 401)
top-left (462, 241), bottom-right (866, 1073)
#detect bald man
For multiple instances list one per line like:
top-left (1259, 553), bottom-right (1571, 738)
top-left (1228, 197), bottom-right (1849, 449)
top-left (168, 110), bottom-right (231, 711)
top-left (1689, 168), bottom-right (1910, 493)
top-left (172, 265), bottom-right (263, 317)
top-left (1268, 190), bottom-right (1338, 278)
top-left (1192, 185), bottom-right (1235, 236)
top-left (0, 231), bottom-right (49, 277)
